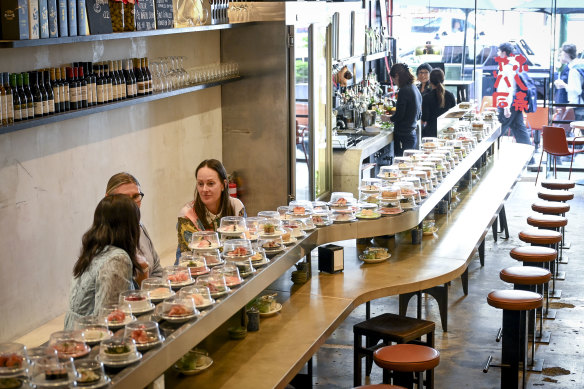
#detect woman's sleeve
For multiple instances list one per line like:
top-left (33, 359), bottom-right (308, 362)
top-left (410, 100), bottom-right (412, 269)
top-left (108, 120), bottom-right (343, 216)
top-left (94, 252), bottom-right (133, 315)
top-left (446, 91), bottom-right (456, 110)
top-left (390, 93), bottom-right (407, 124)
top-left (421, 95), bottom-right (430, 122)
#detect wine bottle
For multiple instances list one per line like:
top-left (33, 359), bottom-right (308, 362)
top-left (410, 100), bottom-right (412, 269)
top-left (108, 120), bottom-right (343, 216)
top-left (78, 67), bottom-right (87, 108)
top-left (9, 73), bottom-right (22, 122)
top-left (3, 73), bottom-right (14, 124)
top-left (0, 73), bottom-right (7, 126)
top-left (95, 65), bottom-right (105, 105)
top-left (134, 58), bottom-right (145, 96)
top-left (60, 67), bottom-right (70, 112)
top-left (43, 70), bottom-right (55, 115)
top-left (143, 58), bottom-right (153, 95)
top-left (123, 59), bottom-right (135, 98)
top-left (84, 63), bottom-right (94, 106)
top-left (67, 67), bottom-right (78, 110)
top-left (18, 73), bottom-right (32, 120)
top-left (37, 70), bottom-right (49, 116)
top-left (50, 68), bottom-right (61, 114)
top-left (30, 72), bottom-right (44, 118)
top-left (115, 60), bottom-right (126, 100)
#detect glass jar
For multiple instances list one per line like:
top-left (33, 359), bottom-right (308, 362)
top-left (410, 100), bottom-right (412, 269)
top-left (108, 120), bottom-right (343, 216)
top-left (108, 0), bottom-right (125, 32)
top-left (124, 0), bottom-right (135, 31)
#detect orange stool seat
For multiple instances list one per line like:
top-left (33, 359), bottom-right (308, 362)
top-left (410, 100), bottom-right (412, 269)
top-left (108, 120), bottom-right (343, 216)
top-left (354, 385), bottom-right (407, 389)
top-left (510, 246), bottom-right (557, 263)
top-left (518, 229), bottom-right (562, 245)
top-left (531, 201), bottom-right (570, 215)
top-left (537, 189), bottom-right (574, 202)
top-left (527, 214), bottom-right (567, 229)
top-left (487, 290), bottom-right (543, 311)
top-left (540, 179), bottom-right (575, 190)
top-left (500, 266), bottom-right (552, 285)
top-left (373, 344), bottom-right (440, 372)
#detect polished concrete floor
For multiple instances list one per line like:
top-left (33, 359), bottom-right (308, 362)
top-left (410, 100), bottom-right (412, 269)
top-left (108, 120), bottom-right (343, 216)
top-left (305, 147), bottom-right (584, 388)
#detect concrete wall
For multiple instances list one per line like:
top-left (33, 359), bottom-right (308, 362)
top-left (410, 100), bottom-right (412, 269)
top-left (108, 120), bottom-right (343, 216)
top-left (0, 32), bottom-right (223, 341)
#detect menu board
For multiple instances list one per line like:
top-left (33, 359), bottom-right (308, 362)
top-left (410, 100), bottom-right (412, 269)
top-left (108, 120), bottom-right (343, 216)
top-left (85, 0), bottom-right (112, 34)
top-left (135, 0), bottom-right (155, 31)
top-left (154, 0), bottom-right (172, 29)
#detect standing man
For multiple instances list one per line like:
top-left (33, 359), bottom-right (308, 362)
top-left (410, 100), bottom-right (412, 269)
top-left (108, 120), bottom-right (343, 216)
top-left (554, 43), bottom-right (584, 122)
top-left (106, 172), bottom-right (163, 285)
top-left (495, 42), bottom-right (532, 146)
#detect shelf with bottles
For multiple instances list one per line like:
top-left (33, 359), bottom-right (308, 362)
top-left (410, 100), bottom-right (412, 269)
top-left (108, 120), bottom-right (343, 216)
top-left (0, 22), bottom-right (261, 49)
top-left (0, 58), bottom-right (241, 135)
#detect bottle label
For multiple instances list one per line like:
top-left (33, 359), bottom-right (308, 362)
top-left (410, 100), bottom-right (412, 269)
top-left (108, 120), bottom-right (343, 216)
top-left (13, 103), bottom-right (22, 121)
top-left (70, 86), bottom-right (78, 103)
top-left (54, 86), bottom-right (61, 105)
top-left (6, 95), bottom-right (14, 120)
top-left (112, 83), bottom-right (119, 101)
top-left (63, 85), bottom-right (70, 102)
top-left (28, 104), bottom-right (34, 118)
top-left (120, 82), bottom-right (126, 99)
top-left (86, 84), bottom-right (93, 105)
top-left (92, 83), bottom-right (98, 104)
top-left (81, 86), bottom-right (87, 102)
top-left (48, 99), bottom-right (55, 113)
top-left (43, 100), bottom-right (49, 115)
top-left (97, 84), bottom-right (105, 103)
top-left (138, 81), bottom-right (145, 95)
top-left (34, 101), bottom-right (44, 116)
top-left (0, 95), bottom-right (6, 122)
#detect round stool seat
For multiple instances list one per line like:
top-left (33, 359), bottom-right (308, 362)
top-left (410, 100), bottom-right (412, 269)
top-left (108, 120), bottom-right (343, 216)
top-left (527, 214), bottom-right (567, 229)
top-left (540, 179), bottom-right (575, 190)
top-left (354, 385), bottom-right (408, 389)
top-left (531, 200), bottom-right (570, 215)
top-left (500, 266), bottom-right (552, 285)
top-left (487, 290), bottom-right (543, 311)
top-left (519, 229), bottom-right (562, 245)
top-left (373, 344), bottom-right (440, 373)
top-left (537, 189), bottom-right (574, 202)
top-left (510, 246), bottom-right (557, 263)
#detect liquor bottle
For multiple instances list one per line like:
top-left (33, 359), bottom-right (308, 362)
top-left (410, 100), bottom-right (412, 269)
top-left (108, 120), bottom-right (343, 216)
top-left (95, 64), bottom-right (105, 105)
top-left (107, 61), bottom-right (118, 102)
top-left (115, 60), bottom-right (126, 100)
top-left (50, 68), bottom-right (61, 114)
top-left (143, 58), bottom-right (153, 95)
top-left (0, 73), bottom-right (7, 126)
top-left (37, 70), bottom-right (49, 116)
top-left (123, 59), bottom-right (136, 98)
top-left (10, 74), bottom-right (22, 122)
top-left (78, 67), bottom-right (87, 108)
top-left (43, 70), bottom-right (55, 115)
top-left (84, 63), bottom-right (94, 106)
top-left (60, 67), bottom-right (70, 112)
top-left (18, 73), bottom-right (33, 120)
top-left (30, 71), bottom-right (44, 118)
top-left (102, 64), bottom-right (111, 103)
top-left (134, 58), bottom-right (145, 96)
top-left (3, 73), bottom-right (14, 124)
top-left (67, 67), bottom-right (78, 110)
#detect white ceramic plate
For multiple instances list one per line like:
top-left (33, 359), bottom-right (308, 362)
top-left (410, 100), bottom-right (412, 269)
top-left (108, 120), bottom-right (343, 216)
top-left (174, 355), bottom-right (213, 376)
top-left (259, 303), bottom-right (282, 317)
top-left (333, 216), bottom-right (357, 223)
top-left (258, 229), bottom-right (286, 238)
top-left (76, 375), bottom-right (111, 389)
top-left (282, 237), bottom-right (297, 245)
top-left (97, 352), bottom-right (142, 368)
top-left (169, 279), bottom-right (196, 290)
top-left (359, 253), bottom-right (391, 264)
top-left (160, 311), bottom-right (198, 324)
top-left (149, 290), bottom-right (176, 303)
top-left (106, 314), bottom-right (137, 330)
top-left (356, 212), bottom-right (381, 220)
top-left (134, 336), bottom-right (164, 352)
top-left (128, 302), bottom-right (156, 316)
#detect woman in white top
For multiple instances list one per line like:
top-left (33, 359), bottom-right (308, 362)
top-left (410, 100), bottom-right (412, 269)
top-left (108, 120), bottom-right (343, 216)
top-left (176, 159), bottom-right (245, 260)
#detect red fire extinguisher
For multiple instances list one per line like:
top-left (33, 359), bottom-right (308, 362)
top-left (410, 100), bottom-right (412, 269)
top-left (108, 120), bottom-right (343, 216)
top-left (228, 182), bottom-right (237, 198)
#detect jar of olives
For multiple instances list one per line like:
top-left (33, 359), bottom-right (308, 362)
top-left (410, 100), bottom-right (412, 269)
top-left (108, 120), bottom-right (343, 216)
top-left (108, 0), bottom-right (125, 32)
top-left (123, 0), bottom-right (136, 31)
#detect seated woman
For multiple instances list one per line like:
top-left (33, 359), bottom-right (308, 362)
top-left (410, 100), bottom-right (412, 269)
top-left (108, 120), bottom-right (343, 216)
top-left (177, 159), bottom-right (245, 260)
top-left (64, 195), bottom-right (144, 330)
top-left (421, 68), bottom-right (456, 138)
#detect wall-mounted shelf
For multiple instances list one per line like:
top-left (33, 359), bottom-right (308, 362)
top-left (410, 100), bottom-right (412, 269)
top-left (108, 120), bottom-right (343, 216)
top-left (333, 51), bottom-right (391, 67)
top-left (0, 22), bottom-right (263, 49)
top-left (363, 50), bottom-right (391, 62)
top-left (0, 77), bottom-right (241, 135)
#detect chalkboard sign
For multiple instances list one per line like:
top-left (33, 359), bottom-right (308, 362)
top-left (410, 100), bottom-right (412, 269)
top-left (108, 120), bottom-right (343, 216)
top-left (135, 0), bottom-right (155, 31)
top-left (86, 0), bottom-right (112, 34)
top-left (154, 0), bottom-right (172, 29)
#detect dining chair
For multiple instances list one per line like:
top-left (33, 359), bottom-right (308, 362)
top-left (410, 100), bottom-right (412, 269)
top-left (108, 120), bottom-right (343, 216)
top-left (535, 125), bottom-right (584, 184)
top-left (525, 107), bottom-right (549, 149)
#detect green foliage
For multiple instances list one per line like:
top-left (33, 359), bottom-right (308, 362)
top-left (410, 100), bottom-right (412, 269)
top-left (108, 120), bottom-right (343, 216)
top-left (296, 60), bottom-right (308, 83)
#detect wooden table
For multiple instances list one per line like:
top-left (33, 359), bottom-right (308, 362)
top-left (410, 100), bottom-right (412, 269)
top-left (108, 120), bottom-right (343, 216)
top-left (166, 142), bottom-right (533, 389)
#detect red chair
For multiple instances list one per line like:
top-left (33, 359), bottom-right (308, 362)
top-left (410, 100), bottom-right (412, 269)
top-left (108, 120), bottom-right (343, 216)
top-left (535, 125), bottom-right (584, 184)
top-left (525, 107), bottom-right (549, 149)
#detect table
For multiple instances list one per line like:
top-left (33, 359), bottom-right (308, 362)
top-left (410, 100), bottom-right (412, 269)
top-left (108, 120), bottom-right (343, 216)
top-left (166, 141), bottom-right (533, 389)
top-left (570, 120), bottom-right (584, 136)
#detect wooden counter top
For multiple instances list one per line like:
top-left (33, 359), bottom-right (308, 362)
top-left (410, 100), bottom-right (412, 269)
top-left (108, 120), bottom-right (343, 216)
top-left (167, 141), bottom-right (533, 389)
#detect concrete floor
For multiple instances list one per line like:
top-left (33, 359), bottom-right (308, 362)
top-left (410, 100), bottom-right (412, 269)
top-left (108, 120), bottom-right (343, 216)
top-left (305, 145), bottom-right (584, 388)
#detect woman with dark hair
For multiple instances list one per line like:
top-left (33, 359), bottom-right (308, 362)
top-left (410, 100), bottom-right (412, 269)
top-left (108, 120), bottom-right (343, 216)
top-left (176, 159), bottom-right (245, 259)
top-left (64, 195), bottom-right (143, 329)
top-left (421, 68), bottom-right (456, 138)
top-left (416, 63), bottom-right (433, 96)
top-left (389, 63), bottom-right (422, 157)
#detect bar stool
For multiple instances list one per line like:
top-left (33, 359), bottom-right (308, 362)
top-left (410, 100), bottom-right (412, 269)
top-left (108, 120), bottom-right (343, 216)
top-left (373, 344), bottom-right (440, 389)
top-left (540, 179), bottom-right (575, 190)
top-left (499, 266), bottom-right (552, 371)
top-left (527, 213), bottom-right (568, 268)
top-left (537, 189), bottom-right (574, 202)
top-left (353, 313), bottom-right (435, 387)
top-left (518, 229), bottom-right (562, 299)
top-left (509, 246), bottom-right (557, 319)
top-left (530, 201), bottom-right (570, 279)
top-left (485, 290), bottom-right (543, 389)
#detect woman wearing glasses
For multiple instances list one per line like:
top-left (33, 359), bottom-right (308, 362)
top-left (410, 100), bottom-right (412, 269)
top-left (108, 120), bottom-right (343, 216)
top-left (176, 159), bottom-right (245, 261)
top-left (65, 195), bottom-right (144, 329)
top-left (106, 172), bottom-right (162, 282)
top-left (416, 63), bottom-right (433, 96)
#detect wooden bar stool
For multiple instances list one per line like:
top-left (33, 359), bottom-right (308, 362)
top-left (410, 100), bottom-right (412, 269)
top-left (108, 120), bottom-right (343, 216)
top-left (500, 266), bottom-right (552, 371)
top-left (353, 313), bottom-right (435, 387)
top-left (518, 229), bottom-right (562, 299)
top-left (373, 344), bottom-right (440, 389)
top-left (509, 246), bottom-right (557, 319)
top-left (485, 290), bottom-right (543, 389)
top-left (537, 189), bottom-right (574, 202)
top-left (540, 179), bottom-right (575, 190)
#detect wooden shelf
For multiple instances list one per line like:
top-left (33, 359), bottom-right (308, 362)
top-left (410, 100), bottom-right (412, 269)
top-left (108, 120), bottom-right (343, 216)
top-left (0, 77), bottom-right (241, 135)
top-left (0, 22), bottom-right (263, 49)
